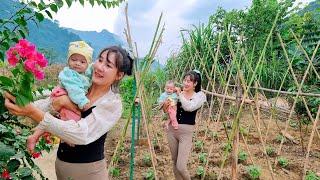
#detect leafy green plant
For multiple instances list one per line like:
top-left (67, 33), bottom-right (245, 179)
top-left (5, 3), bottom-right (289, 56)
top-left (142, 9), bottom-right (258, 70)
top-left (266, 146), bottom-right (276, 157)
top-left (275, 134), bottom-right (286, 143)
top-left (119, 144), bottom-right (125, 153)
top-left (196, 166), bottom-right (205, 178)
top-left (240, 126), bottom-right (249, 136)
top-left (293, 84), bottom-right (320, 124)
top-left (198, 153), bottom-right (208, 164)
top-left (109, 167), bottom-right (121, 177)
top-left (194, 140), bottom-right (204, 151)
top-left (238, 150), bottom-right (248, 163)
top-left (209, 130), bottom-right (218, 139)
top-left (112, 154), bottom-right (121, 164)
top-left (277, 157), bottom-right (289, 168)
top-left (144, 168), bottom-right (155, 180)
top-left (119, 77), bottom-right (135, 119)
top-left (305, 171), bottom-right (320, 180)
top-left (142, 153), bottom-right (152, 167)
top-left (289, 120), bottom-right (298, 129)
top-left (246, 165), bottom-right (261, 180)
top-left (223, 143), bottom-right (232, 152)
top-left (0, 120), bottom-right (52, 180)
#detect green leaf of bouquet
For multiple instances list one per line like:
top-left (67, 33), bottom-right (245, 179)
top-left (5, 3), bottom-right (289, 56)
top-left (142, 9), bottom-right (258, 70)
top-left (18, 30), bottom-right (26, 39)
top-left (16, 94), bottom-right (30, 106)
top-left (0, 142), bottom-right (15, 162)
top-left (11, 68), bottom-right (20, 76)
top-left (2, 41), bottom-right (10, 49)
top-left (7, 159), bottom-right (20, 172)
top-left (19, 73), bottom-right (34, 101)
top-left (0, 51), bottom-right (4, 61)
top-left (0, 76), bottom-right (13, 87)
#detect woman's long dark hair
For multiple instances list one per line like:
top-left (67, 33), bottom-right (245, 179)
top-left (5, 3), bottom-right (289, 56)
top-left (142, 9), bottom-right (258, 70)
top-left (98, 46), bottom-right (133, 76)
top-left (183, 70), bottom-right (202, 92)
top-left (97, 46), bottom-right (133, 93)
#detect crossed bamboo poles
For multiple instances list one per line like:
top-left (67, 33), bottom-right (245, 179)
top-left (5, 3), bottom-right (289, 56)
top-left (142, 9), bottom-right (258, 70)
top-left (108, 5), bottom-right (319, 180)
top-left (167, 12), bottom-right (319, 179)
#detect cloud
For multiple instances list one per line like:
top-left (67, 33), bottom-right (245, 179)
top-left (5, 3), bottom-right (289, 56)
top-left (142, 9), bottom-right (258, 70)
top-left (113, 0), bottom-right (254, 64)
top-left (53, 1), bottom-right (119, 32)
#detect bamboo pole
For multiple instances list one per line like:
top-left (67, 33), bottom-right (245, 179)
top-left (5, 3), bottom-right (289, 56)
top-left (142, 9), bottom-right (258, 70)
top-left (227, 85), bottom-right (320, 98)
top-left (276, 33), bottom-right (320, 159)
top-left (231, 73), bottom-right (241, 180)
top-left (302, 106), bottom-right (320, 179)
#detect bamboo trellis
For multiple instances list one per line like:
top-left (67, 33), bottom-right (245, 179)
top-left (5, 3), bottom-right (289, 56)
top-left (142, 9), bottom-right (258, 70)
top-left (107, 5), bottom-right (320, 180)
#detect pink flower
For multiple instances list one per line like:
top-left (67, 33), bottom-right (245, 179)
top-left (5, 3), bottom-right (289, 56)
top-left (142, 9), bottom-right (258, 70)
top-left (17, 39), bottom-right (30, 48)
top-left (35, 52), bottom-right (48, 68)
top-left (24, 60), bottom-right (36, 72)
top-left (33, 70), bottom-right (45, 80)
top-left (17, 44), bottom-right (35, 59)
top-left (6, 47), bottom-right (19, 66)
top-left (7, 55), bottom-right (19, 66)
top-left (6, 39), bottom-right (48, 81)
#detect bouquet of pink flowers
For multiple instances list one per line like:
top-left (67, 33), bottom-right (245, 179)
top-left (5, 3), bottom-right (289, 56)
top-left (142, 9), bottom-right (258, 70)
top-left (0, 39), bottom-right (48, 106)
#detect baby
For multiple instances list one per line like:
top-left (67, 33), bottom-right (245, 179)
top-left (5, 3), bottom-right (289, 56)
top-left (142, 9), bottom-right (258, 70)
top-left (158, 80), bottom-right (178, 130)
top-left (27, 41), bottom-right (93, 152)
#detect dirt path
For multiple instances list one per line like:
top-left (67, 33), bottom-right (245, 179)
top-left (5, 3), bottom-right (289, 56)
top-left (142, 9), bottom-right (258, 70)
top-left (34, 109), bottom-right (320, 179)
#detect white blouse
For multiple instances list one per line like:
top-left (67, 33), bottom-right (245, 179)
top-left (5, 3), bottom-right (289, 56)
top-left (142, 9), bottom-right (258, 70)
top-left (34, 90), bottom-right (122, 145)
top-left (178, 91), bottom-right (206, 111)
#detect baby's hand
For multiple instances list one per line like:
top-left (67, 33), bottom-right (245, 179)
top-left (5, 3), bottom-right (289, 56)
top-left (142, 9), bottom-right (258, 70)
top-left (162, 100), bottom-right (170, 113)
top-left (82, 102), bottom-right (91, 111)
top-left (175, 87), bottom-right (181, 94)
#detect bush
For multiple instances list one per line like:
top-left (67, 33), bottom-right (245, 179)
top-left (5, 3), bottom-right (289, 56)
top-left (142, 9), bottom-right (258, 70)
top-left (119, 77), bottom-right (135, 119)
top-left (196, 166), bottom-right (205, 177)
top-left (266, 146), bottom-right (276, 157)
top-left (277, 157), bottom-right (289, 168)
top-left (0, 118), bottom-right (53, 180)
top-left (142, 153), bottom-right (152, 167)
top-left (246, 165), bottom-right (261, 180)
top-left (275, 134), bottom-right (286, 143)
top-left (305, 171), bottom-right (320, 180)
top-left (238, 150), bottom-right (248, 163)
top-left (223, 143), bottom-right (232, 152)
top-left (194, 140), bottom-right (204, 151)
top-left (209, 130), bottom-right (218, 139)
top-left (198, 152), bottom-right (208, 164)
top-left (109, 167), bottom-right (121, 177)
top-left (144, 168), bottom-right (155, 180)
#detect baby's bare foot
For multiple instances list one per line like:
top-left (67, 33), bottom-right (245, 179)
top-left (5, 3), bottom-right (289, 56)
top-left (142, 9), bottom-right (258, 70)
top-left (27, 135), bottom-right (39, 153)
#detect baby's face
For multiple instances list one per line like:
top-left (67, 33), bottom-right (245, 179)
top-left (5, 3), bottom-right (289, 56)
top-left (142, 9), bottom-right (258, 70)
top-left (165, 83), bottom-right (175, 94)
top-left (68, 53), bottom-right (89, 73)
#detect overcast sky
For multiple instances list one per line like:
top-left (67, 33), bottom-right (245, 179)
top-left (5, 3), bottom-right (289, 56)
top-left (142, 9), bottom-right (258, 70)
top-left (53, 0), bottom-right (312, 64)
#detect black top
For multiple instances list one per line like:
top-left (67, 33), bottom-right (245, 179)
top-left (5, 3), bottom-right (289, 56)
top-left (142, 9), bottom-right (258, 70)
top-left (176, 101), bottom-right (198, 125)
top-left (57, 106), bottom-right (108, 163)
